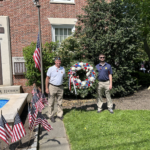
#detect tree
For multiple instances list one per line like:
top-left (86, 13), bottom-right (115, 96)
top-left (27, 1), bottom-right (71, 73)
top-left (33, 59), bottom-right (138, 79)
top-left (74, 0), bottom-right (141, 96)
top-left (125, 0), bottom-right (150, 60)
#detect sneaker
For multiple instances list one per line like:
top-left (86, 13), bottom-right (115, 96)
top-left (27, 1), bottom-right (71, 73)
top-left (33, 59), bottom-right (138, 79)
top-left (50, 116), bottom-right (55, 123)
top-left (57, 116), bottom-right (63, 120)
top-left (97, 110), bottom-right (102, 113)
top-left (108, 109), bottom-right (114, 114)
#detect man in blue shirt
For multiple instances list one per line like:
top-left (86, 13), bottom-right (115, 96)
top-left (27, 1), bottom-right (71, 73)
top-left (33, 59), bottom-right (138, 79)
top-left (96, 54), bottom-right (113, 114)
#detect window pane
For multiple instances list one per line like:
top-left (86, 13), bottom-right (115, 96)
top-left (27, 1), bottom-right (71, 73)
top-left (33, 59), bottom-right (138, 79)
top-left (60, 28), bottom-right (63, 35)
top-left (64, 29), bottom-right (67, 35)
top-left (55, 28), bottom-right (58, 35)
top-left (68, 29), bottom-right (71, 35)
top-left (55, 36), bottom-right (60, 42)
top-left (64, 35), bottom-right (67, 39)
top-left (60, 36), bottom-right (64, 42)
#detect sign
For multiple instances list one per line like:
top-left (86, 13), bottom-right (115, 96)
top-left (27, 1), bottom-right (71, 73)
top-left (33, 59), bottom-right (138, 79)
top-left (14, 62), bottom-right (26, 75)
top-left (0, 27), bottom-right (4, 34)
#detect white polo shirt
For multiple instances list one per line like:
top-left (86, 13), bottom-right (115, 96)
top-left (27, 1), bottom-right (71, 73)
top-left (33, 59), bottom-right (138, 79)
top-left (47, 65), bottom-right (66, 86)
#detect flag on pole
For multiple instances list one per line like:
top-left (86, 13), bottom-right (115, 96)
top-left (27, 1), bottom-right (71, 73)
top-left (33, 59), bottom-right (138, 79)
top-left (29, 105), bottom-right (38, 131)
top-left (32, 93), bottom-right (44, 112)
top-left (40, 94), bottom-right (48, 105)
top-left (34, 112), bottom-right (53, 132)
top-left (11, 113), bottom-right (26, 143)
top-left (28, 104), bottom-right (31, 126)
top-left (33, 33), bottom-right (41, 72)
top-left (1, 115), bottom-right (12, 138)
top-left (0, 115), bottom-right (9, 145)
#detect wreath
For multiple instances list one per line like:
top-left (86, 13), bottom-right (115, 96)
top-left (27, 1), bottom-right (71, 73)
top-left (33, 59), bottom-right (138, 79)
top-left (68, 62), bottom-right (96, 95)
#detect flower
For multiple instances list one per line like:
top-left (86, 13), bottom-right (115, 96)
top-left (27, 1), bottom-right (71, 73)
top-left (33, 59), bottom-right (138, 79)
top-left (148, 86), bottom-right (150, 90)
top-left (84, 127), bottom-right (86, 130)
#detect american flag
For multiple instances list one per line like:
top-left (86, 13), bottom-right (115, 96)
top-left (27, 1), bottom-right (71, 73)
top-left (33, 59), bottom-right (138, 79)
top-left (11, 113), bottom-right (26, 143)
top-left (32, 93), bottom-right (44, 112)
top-left (31, 88), bottom-right (42, 98)
top-left (0, 115), bottom-right (9, 144)
top-left (1, 115), bottom-right (13, 138)
top-left (28, 104), bottom-right (31, 126)
top-left (40, 94), bottom-right (48, 105)
top-left (33, 33), bottom-right (41, 72)
top-left (34, 112), bottom-right (53, 132)
top-left (29, 105), bottom-right (38, 131)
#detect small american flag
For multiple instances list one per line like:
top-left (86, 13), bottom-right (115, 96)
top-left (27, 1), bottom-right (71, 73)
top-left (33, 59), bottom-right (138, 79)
top-left (2, 115), bottom-right (13, 138)
top-left (11, 113), bottom-right (26, 143)
top-left (31, 88), bottom-right (42, 98)
top-left (40, 94), bottom-right (48, 105)
top-left (28, 104), bottom-right (31, 126)
top-left (33, 33), bottom-right (41, 72)
top-left (32, 93), bottom-right (44, 112)
top-left (34, 112), bottom-right (53, 132)
top-left (29, 105), bottom-right (38, 130)
top-left (0, 115), bottom-right (9, 145)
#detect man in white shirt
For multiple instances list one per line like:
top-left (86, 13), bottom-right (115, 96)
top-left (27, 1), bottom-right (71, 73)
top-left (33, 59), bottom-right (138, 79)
top-left (45, 57), bottom-right (66, 122)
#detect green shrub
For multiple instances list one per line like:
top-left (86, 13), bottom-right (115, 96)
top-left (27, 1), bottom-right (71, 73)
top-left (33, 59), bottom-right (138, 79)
top-left (23, 41), bottom-right (58, 87)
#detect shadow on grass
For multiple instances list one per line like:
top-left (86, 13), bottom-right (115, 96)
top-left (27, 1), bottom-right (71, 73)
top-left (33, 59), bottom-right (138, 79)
top-left (63, 102), bottom-right (116, 116)
top-left (81, 138), bottom-right (150, 150)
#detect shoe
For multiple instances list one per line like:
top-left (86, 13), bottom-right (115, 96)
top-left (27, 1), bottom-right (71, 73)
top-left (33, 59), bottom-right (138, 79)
top-left (97, 110), bottom-right (102, 113)
top-left (108, 109), bottom-right (114, 114)
top-left (50, 116), bottom-right (55, 123)
top-left (57, 116), bottom-right (63, 120)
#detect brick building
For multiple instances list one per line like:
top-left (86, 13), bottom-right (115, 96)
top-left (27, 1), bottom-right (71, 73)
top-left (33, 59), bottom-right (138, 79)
top-left (0, 0), bottom-right (87, 93)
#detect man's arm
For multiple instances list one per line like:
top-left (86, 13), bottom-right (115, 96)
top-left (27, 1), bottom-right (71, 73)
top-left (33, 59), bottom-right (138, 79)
top-left (45, 76), bottom-right (50, 94)
top-left (109, 74), bottom-right (112, 90)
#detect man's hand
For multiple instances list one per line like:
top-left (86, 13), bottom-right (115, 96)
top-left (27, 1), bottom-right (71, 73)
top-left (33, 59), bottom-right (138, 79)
top-left (109, 85), bottom-right (112, 90)
top-left (46, 88), bottom-right (49, 94)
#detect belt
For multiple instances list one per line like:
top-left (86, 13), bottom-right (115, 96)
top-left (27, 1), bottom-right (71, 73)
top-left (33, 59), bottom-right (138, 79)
top-left (49, 83), bottom-right (62, 87)
top-left (99, 80), bottom-right (109, 82)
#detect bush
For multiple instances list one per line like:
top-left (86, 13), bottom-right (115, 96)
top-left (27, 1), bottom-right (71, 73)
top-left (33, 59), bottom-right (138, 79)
top-left (23, 41), bottom-right (58, 87)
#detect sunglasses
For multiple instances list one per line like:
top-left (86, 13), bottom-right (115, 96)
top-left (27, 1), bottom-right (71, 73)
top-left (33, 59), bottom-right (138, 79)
top-left (99, 57), bottom-right (105, 59)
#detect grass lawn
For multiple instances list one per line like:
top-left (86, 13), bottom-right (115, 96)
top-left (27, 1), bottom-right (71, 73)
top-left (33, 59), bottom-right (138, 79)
top-left (63, 109), bottom-right (150, 150)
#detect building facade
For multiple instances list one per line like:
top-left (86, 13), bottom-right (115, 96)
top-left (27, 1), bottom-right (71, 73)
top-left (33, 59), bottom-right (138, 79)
top-left (0, 0), bottom-right (87, 93)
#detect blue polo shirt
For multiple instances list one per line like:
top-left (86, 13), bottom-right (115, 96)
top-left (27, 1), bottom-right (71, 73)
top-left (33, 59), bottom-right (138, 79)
top-left (95, 62), bottom-right (113, 81)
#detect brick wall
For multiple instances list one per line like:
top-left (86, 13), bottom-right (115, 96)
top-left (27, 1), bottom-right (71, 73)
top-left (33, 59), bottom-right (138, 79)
top-left (0, 0), bottom-right (111, 93)
top-left (0, 0), bottom-right (86, 93)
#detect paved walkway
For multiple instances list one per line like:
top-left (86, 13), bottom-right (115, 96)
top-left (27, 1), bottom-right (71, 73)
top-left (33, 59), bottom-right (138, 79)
top-left (39, 103), bottom-right (70, 150)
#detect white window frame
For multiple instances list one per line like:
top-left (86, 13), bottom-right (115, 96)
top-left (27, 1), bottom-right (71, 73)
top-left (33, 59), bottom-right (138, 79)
top-left (50, 0), bottom-right (75, 4)
top-left (51, 25), bottom-right (75, 43)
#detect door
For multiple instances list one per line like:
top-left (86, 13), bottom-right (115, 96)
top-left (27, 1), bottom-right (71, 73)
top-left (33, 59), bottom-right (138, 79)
top-left (0, 42), bottom-right (3, 85)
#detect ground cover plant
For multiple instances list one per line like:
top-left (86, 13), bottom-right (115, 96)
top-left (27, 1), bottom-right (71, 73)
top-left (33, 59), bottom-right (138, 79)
top-left (63, 110), bottom-right (150, 150)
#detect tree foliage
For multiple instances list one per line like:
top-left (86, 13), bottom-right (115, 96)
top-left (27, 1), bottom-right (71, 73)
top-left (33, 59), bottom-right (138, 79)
top-left (59, 0), bottom-right (141, 97)
top-left (23, 41), bottom-right (58, 87)
top-left (125, 0), bottom-right (150, 60)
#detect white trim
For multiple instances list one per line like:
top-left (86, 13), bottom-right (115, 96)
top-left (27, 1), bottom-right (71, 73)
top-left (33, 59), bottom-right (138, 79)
top-left (51, 25), bottom-right (75, 42)
top-left (50, 0), bottom-right (75, 4)
top-left (48, 18), bottom-right (77, 25)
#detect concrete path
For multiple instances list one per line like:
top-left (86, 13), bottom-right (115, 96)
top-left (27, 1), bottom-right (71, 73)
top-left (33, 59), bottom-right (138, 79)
top-left (39, 103), bottom-right (70, 150)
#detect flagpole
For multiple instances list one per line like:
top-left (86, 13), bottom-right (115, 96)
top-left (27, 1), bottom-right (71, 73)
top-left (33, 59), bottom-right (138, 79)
top-left (37, 2), bottom-right (44, 94)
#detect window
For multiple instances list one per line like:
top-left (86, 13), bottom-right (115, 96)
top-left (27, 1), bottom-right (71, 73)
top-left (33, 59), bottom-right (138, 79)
top-left (51, 0), bottom-right (74, 2)
top-left (52, 25), bottom-right (75, 44)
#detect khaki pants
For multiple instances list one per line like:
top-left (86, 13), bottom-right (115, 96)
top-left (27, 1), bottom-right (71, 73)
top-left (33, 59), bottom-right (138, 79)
top-left (97, 81), bottom-right (113, 111)
top-left (48, 84), bottom-right (64, 118)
